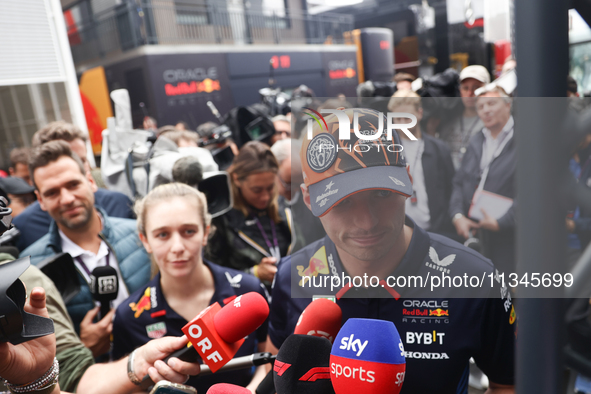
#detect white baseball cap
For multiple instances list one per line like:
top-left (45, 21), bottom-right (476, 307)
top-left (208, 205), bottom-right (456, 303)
top-left (460, 65), bottom-right (491, 84)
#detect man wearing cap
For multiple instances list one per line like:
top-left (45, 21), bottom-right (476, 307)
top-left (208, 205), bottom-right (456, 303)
top-left (0, 177), bottom-right (36, 217)
top-left (439, 65), bottom-right (490, 169)
top-left (266, 108), bottom-right (515, 392)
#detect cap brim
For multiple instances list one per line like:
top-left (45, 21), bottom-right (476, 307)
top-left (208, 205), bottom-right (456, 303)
top-left (308, 166), bottom-right (413, 217)
top-left (0, 179), bottom-right (34, 195)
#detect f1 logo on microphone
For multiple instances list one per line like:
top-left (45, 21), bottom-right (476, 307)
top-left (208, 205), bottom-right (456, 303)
top-left (299, 367), bottom-right (330, 382)
top-left (98, 275), bottom-right (117, 294)
top-left (273, 360), bottom-right (291, 376)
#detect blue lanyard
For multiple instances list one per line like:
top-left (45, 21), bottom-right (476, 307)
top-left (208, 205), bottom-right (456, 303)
top-left (75, 252), bottom-right (110, 277)
top-left (252, 216), bottom-right (281, 260)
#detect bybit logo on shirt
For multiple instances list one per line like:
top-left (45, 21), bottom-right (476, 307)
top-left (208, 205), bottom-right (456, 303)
top-left (406, 331), bottom-right (445, 345)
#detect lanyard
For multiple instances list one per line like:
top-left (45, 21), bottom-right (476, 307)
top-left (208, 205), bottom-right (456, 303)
top-left (252, 216), bottom-right (281, 260)
top-left (477, 128), bottom-right (514, 193)
top-left (75, 251), bottom-right (110, 277)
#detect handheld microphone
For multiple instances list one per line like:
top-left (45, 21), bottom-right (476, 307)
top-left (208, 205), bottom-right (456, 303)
top-left (294, 298), bottom-right (342, 343)
top-left (141, 292), bottom-right (269, 390)
top-left (89, 265), bottom-right (119, 319)
top-left (181, 292), bottom-right (269, 372)
top-left (206, 383), bottom-right (251, 393)
top-left (274, 335), bottom-right (335, 394)
top-left (213, 292), bottom-right (269, 343)
top-left (257, 299), bottom-right (342, 394)
top-left (330, 318), bottom-right (406, 394)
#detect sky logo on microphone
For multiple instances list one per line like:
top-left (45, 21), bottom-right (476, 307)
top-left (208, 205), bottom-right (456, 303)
top-left (331, 318), bottom-right (406, 393)
top-left (339, 334), bottom-right (368, 357)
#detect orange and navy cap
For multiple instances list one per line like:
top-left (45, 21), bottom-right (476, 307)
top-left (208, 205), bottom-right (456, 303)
top-left (301, 107), bottom-right (412, 217)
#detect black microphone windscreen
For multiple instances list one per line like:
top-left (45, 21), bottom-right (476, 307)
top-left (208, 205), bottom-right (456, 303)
top-left (274, 335), bottom-right (334, 394)
top-left (256, 369), bottom-right (275, 394)
top-left (89, 265), bottom-right (119, 303)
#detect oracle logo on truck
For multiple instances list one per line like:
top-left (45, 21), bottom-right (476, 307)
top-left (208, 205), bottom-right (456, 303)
top-left (163, 67), bottom-right (221, 96)
top-left (163, 67), bottom-right (218, 83)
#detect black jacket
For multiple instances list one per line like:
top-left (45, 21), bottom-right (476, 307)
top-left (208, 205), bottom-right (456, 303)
top-left (204, 200), bottom-right (304, 278)
top-left (421, 134), bottom-right (456, 235)
top-left (449, 128), bottom-right (517, 273)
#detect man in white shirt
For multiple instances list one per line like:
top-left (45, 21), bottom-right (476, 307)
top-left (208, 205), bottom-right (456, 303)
top-left (21, 141), bottom-right (151, 357)
top-left (450, 85), bottom-right (516, 273)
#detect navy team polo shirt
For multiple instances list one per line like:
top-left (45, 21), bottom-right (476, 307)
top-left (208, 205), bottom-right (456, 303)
top-left (112, 260), bottom-right (269, 392)
top-left (269, 217), bottom-right (515, 394)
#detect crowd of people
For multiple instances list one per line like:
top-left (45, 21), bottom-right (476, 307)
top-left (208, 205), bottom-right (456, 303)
top-left (0, 60), bottom-right (588, 394)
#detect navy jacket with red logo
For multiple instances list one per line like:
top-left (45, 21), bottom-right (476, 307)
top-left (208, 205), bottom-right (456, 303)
top-left (269, 218), bottom-right (515, 393)
top-left (112, 260), bottom-right (268, 392)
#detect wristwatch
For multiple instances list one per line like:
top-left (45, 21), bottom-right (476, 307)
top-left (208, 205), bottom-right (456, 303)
top-left (127, 349), bottom-right (142, 385)
top-left (452, 213), bottom-right (465, 224)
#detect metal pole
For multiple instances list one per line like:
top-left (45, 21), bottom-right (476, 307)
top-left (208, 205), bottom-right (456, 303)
top-left (514, 0), bottom-right (569, 393)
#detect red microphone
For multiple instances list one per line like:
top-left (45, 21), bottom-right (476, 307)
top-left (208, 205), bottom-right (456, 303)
top-left (182, 292), bottom-right (269, 373)
top-left (294, 298), bottom-right (342, 343)
top-left (256, 299), bottom-right (342, 394)
top-left (206, 383), bottom-right (251, 393)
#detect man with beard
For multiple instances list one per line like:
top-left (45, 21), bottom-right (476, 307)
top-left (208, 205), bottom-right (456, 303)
top-left (13, 121), bottom-right (134, 252)
top-left (20, 141), bottom-right (150, 357)
top-left (266, 108), bottom-right (515, 392)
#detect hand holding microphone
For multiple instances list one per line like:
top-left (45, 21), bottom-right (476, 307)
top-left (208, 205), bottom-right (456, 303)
top-left (81, 266), bottom-right (119, 357)
top-left (141, 292), bottom-right (269, 389)
top-left (89, 265), bottom-right (119, 319)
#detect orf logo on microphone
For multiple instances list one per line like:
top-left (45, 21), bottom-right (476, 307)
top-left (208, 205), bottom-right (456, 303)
top-left (98, 275), bottom-right (117, 294)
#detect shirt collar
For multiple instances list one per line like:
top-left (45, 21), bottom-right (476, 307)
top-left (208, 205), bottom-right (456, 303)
top-left (148, 260), bottom-right (237, 321)
top-left (58, 228), bottom-right (109, 260)
top-left (482, 116), bottom-right (514, 141)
